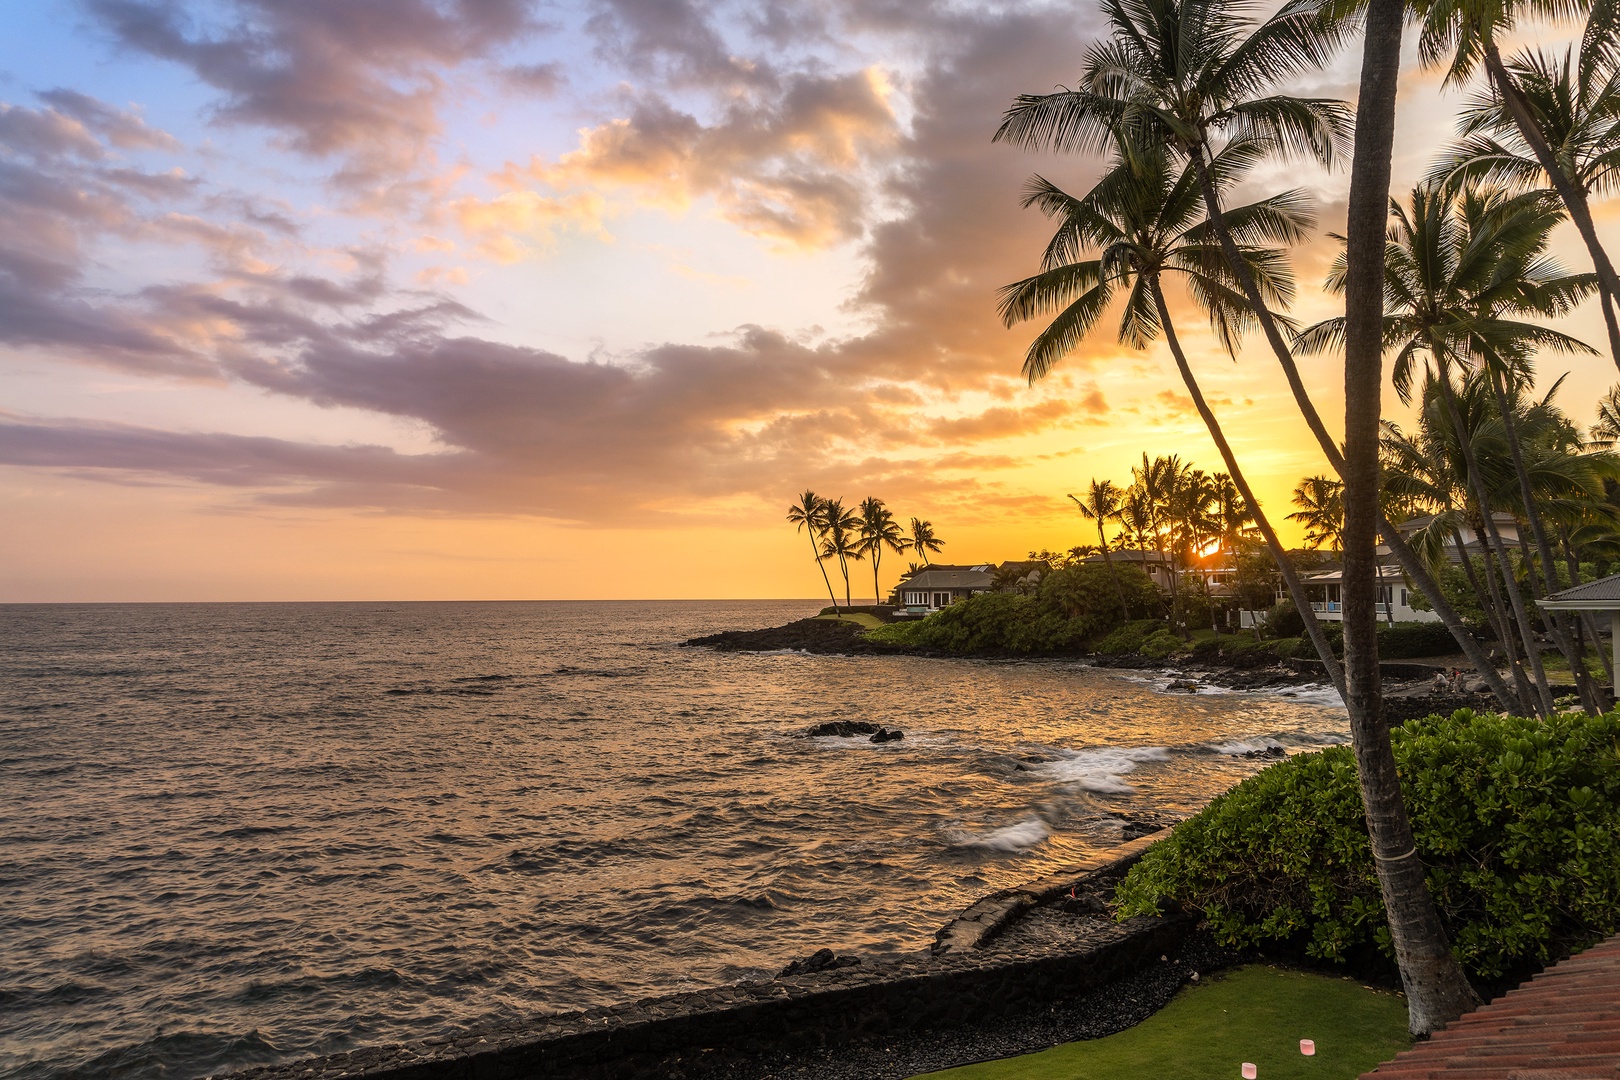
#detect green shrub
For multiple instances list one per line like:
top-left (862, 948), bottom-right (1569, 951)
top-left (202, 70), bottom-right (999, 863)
top-left (1094, 619), bottom-right (1170, 655)
top-left (873, 564), bottom-right (1164, 656)
top-left (1139, 628), bottom-right (1183, 660)
top-left (1376, 621), bottom-right (1458, 659)
top-left (1264, 599), bottom-right (1304, 639)
top-left (1189, 636), bottom-right (1223, 660)
top-left (1115, 708), bottom-right (1620, 983)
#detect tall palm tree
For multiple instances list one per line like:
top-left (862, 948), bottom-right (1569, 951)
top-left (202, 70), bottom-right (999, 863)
top-left (909, 517), bottom-right (945, 565)
top-left (1436, 45), bottom-right (1620, 366)
top-left (787, 490), bottom-right (840, 612)
top-left (1415, 0), bottom-right (1620, 367)
top-left (1344, 0), bottom-right (1483, 1028)
top-left (818, 499), bottom-right (865, 609)
top-left (1288, 476), bottom-right (1346, 555)
top-left (1300, 181), bottom-right (1601, 716)
top-left (996, 0), bottom-right (1507, 737)
top-left (997, 141), bottom-right (1345, 690)
top-left (858, 497), bottom-right (907, 605)
top-left (1070, 480), bottom-right (1132, 621)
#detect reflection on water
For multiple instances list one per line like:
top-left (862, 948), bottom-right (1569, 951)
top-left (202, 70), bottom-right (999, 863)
top-left (0, 601), bottom-right (1347, 1079)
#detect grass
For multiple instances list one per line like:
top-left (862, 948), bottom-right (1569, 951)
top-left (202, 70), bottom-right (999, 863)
top-left (813, 612), bottom-right (886, 630)
top-left (910, 966), bottom-right (1412, 1080)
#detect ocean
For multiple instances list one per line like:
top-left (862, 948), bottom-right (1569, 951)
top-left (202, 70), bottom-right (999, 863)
top-left (0, 601), bottom-right (1349, 1079)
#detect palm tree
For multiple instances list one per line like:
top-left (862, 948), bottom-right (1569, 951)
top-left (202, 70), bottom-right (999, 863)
top-left (996, 0), bottom-right (1507, 758)
top-left (999, 140), bottom-right (1345, 687)
top-left (1300, 181), bottom-right (1602, 716)
top-left (787, 490), bottom-right (840, 612)
top-left (997, 0), bottom-right (1483, 1026)
top-left (1342, 0), bottom-right (1483, 1027)
top-left (1415, 0), bottom-right (1620, 368)
top-left (857, 497), bottom-right (907, 605)
top-left (1289, 476), bottom-right (1346, 555)
top-left (818, 499), bottom-right (865, 609)
top-left (1071, 480), bottom-right (1132, 622)
top-left (1436, 45), bottom-right (1620, 366)
top-left (909, 517), bottom-right (945, 565)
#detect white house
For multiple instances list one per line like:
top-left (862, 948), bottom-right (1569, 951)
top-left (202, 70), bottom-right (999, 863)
top-left (1299, 566), bottom-right (1441, 623)
top-left (896, 565), bottom-right (995, 615)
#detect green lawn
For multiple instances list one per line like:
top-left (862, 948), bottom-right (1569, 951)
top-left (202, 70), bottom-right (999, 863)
top-left (911, 966), bottom-right (1412, 1080)
top-left (814, 612), bottom-right (886, 629)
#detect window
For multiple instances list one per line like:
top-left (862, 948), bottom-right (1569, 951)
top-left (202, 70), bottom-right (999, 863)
top-left (1400, 589), bottom-right (1408, 606)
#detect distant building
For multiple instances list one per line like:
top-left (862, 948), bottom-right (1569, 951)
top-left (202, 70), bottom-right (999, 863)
top-left (1299, 566), bottom-right (1440, 623)
top-left (1385, 513), bottom-right (1521, 561)
top-left (1078, 549), bottom-right (1175, 589)
top-left (895, 564), bottom-right (995, 615)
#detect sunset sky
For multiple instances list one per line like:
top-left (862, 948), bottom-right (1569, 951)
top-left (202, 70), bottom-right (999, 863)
top-left (0, 0), bottom-right (1612, 602)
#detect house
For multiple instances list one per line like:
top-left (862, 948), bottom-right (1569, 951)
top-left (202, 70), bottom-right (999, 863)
top-left (1385, 513), bottom-right (1521, 561)
top-left (1079, 549), bottom-right (1176, 589)
top-left (895, 564), bottom-right (995, 615)
top-left (1299, 566), bottom-right (1440, 623)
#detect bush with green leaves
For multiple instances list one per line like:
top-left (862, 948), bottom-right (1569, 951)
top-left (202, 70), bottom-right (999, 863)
top-left (869, 564), bottom-right (1161, 655)
top-left (1140, 628), bottom-right (1183, 659)
top-left (1094, 618), bottom-right (1169, 655)
top-left (1375, 621), bottom-right (1459, 659)
top-left (1264, 599), bottom-right (1304, 639)
top-left (1115, 708), bottom-right (1620, 983)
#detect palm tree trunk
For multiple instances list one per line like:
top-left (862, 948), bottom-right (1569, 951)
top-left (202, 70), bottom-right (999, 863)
top-left (1482, 45), bottom-right (1620, 369)
top-left (1342, 0), bottom-right (1480, 1034)
top-left (1189, 146), bottom-right (1512, 707)
top-left (1382, 523), bottom-right (1516, 710)
top-left (811, 532), bottom-right (840, 612)
top-left (1432, 363), bottom-right (1554, 716)
top-left (873, 550), bottom-right (882, 608)
top-left (1098, 533), bottom-right (1132, 622)
top-left (1463, 527), bottom-right (1537, 711)
top-left (1151, 280), bottom-right (1346, 698)
top-left (1561, 527), bottom-right (1615, 683)
top-left (1486, 365), bottom-right (1608, 712)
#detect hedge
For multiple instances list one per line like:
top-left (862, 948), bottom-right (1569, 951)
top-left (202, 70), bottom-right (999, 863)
top-left (1115, 708), bottom-right (1620, 983)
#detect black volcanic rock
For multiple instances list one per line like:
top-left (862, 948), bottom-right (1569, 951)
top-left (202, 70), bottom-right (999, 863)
top-left (683, 618), bottom-right (902, 656)
top-left (806, 721), bottom-right (881, 738)
top-left (869, 727), bottom-right (903, 743)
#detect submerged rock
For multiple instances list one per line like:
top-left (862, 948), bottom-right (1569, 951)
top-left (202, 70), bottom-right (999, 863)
top-left (869, 727), bottom-right (904, 743)
top-left (805, 720), bottom-right (881, 738)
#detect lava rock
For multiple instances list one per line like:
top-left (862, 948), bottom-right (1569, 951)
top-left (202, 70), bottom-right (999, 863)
top-left (869, 727), bottom-right (904, 743)
top-left (1165, 679), bottom-right (1199, 693)
top-left (1240, 745), bottom-right (1285, 759)
top-left (805, 721), bottom-right (881, 738)
top-left (777, 948), bottom-right (861, 977)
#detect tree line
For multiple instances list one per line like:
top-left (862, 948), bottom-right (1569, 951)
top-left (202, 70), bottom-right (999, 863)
top-left (992, 0), bottom-right (1620, 1032)
top-left (786, 492), bottom-right (945, 611)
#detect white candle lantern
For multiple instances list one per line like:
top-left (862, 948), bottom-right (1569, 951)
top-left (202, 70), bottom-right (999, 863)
top-left (1301, 1039), bottom-right (1316, 1056)
top-left (1242, 1064), bottom-right (1257, 1079)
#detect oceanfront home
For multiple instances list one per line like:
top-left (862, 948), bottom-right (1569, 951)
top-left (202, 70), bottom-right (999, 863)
top-left (1299, 565), bottom-right (1441, 623)
top-left (1079, 548), bottom-right (1175, 589)
top-left (896, 564), bottom-right (995, 614)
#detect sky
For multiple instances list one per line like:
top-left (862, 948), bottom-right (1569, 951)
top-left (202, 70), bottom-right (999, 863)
top-left (0, 0), bottom-right (1613, 602)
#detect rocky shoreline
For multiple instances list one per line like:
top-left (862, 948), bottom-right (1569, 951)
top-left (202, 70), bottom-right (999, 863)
top-left (683, 618), bottom-right (1503, 725)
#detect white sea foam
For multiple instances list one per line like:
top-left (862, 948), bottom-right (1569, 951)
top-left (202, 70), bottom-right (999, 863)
top-left (1030, 746), bottom-right (1170, 793)
top-left (1284, 683), bottom-right (1346, 707)
top-left (949, 817), bottom-right (1050, 851)
top-left (1209, 737), bottom-right (1284, 756)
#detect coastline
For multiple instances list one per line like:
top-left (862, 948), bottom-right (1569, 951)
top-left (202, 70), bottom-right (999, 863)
top-left (683, 617), bottom-right (1502, 725)
top-left (222, 831), bottom-right (1230, 1080)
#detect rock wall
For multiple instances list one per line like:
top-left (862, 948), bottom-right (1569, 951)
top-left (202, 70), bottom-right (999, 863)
top-left (224, 834), bottom-right (1188, 1080)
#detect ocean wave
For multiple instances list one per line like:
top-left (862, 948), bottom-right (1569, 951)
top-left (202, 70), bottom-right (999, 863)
top-left (1029, 746), bottom-right (1170, 793)
top-left (947, 817), bottom-right (1049, 852)
top-left (1208, 737), bottom-right (1283, 755)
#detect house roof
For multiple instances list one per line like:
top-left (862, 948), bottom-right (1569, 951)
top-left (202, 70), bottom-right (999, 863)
top-left (899, 567), bottom-right (995, 591)
top-left (1539, 572), bottom-right (1620, 609)
top-left (1082, 549), bottom-right (1171, 564)
top-left (1301, 566), bottom-right (1407, 584)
